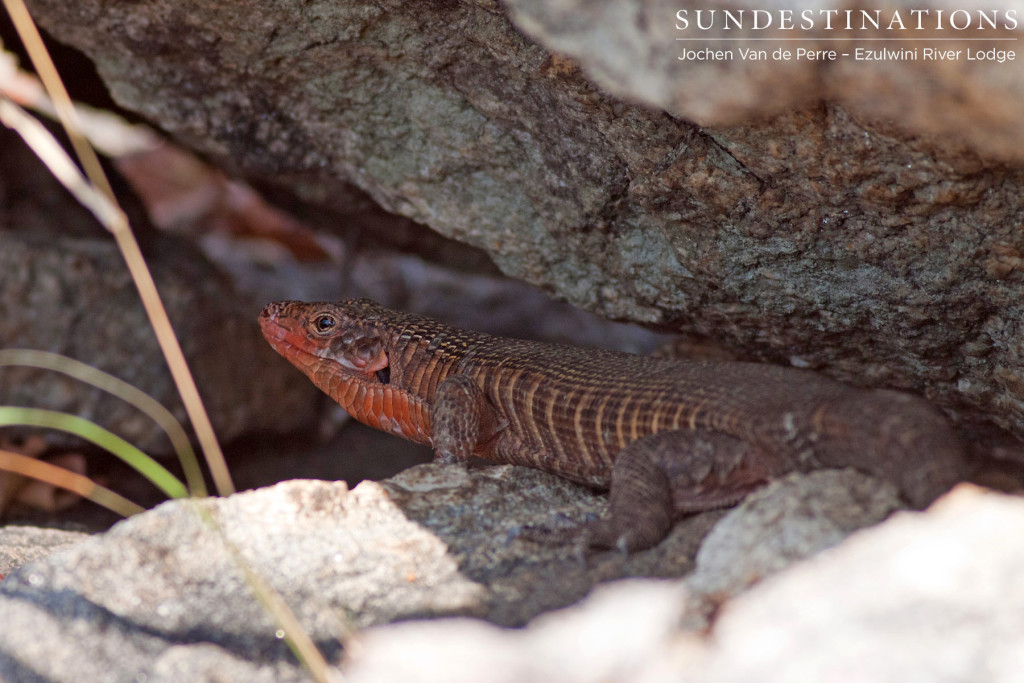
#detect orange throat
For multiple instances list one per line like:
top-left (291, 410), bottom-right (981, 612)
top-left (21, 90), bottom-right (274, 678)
top-left (261, 318), bottom-right (432, 446)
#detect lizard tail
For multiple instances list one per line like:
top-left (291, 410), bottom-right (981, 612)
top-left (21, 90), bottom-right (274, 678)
top-left (818, 389), bottom-right (967, 508)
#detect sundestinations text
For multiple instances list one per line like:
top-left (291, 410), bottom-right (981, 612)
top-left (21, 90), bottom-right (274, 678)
top-left (675, 8), bottom-right (1019, 31)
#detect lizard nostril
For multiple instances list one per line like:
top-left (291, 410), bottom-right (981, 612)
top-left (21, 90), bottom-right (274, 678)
top-left (261, 301), bottom-right (298, 320)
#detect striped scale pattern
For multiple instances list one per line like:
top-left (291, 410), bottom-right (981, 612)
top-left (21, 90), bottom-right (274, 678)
top-left (259, 299), bottom-right (965, 511)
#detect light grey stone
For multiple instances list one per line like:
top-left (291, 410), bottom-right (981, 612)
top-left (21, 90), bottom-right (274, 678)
top-left (695, 486), bottom-right (1024, 683)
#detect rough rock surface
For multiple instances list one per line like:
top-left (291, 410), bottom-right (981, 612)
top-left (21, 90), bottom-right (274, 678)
top-left (694, 486), bottom-right (1024, 683)
top-left (0, 229), bottom-right (318, 452)
top-left (0, 525), bottom-right (87, 577)
top-left (20, 0), bottom-right (1024, 440)
top-left (681, 469), bottom-right (903, 628)
top-left (504, 0), bottom-right (1024, 157)
top-left (0, 466), bottom-right (898, 681)
top-left (341, 486), bottom-right (1024, 683)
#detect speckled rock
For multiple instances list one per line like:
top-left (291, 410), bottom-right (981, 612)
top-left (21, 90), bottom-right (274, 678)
top-left (0, 462), bottom-right (920, 681)
top-left (338, 484), bottom-right (1024, 683)
top-left (0, 525), bottom-right (88, 577)
top-left (681, 469), bottom-right (903, 628)
top-left (504, 0), bottom-right (1024, 158)
top-left (0, 467), bottom-right (713, 681)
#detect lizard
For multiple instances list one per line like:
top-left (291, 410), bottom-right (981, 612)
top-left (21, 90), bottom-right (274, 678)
top-left (259, 298), bottom-right (967, 552)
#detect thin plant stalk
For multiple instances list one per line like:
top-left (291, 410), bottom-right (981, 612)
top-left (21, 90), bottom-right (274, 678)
top-left (0, 349), bottom-right (207, 497)
top-left (0, 448), bottom-right (145, 518)
top-left (0, 407), bottom-right (187, 500)
top-left (0, 4), bottom-right (235, 495)
top-left (192, 503), bottom-right (343, 683)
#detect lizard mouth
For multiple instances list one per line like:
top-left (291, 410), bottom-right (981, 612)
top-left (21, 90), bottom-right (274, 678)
top-left (258, 316), bottom-right (309, 362)
top-left (258, 314), bottom-right (289, 344)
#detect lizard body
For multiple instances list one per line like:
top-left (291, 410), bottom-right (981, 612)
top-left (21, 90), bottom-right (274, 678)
top-left (259, 299), bottom-right (965, 551)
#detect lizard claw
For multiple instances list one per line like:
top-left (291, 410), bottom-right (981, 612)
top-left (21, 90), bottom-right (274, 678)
top-left (432, 448), bottom-right (464, 466)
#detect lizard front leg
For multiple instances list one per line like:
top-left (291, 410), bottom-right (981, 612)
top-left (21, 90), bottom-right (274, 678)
top-left (430, 374), bottom-right (498, 464)
top-left (588, 430), bottom-right (779, 553)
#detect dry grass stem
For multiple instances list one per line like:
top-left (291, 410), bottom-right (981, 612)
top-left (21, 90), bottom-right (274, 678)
top-left (0, 448), bottom-right (145, 517)
top-left (1, 0), bottom-right (235, 496)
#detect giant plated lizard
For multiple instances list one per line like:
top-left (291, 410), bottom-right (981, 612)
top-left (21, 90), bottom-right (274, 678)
top-left (259, 299), bottom-right (966, 552)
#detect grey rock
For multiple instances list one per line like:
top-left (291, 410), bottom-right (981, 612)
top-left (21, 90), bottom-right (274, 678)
top-left (694, 486), bottom-right (1024, 683)
top-left (0, 478), bottom-right (447, 682)
top-left (504, 0), bottom-right (1024, 159)
top-left (343, 469), bottom-right (907, 683)
top-left (374, 463), bottom-right (718, 624)
top-left (148, 645), bottom-right (313, 683)
top-left (0, 467), bottom-right (713, 681)
top-left (0, 230), bottom-right (318, 452)
top-left (0, 525), bottom-right (88, 577)
top-left (682, 469), bottom-right (903, 628)
top-left (341, 485), bottom-right (1024, 683)
top-left (0, 464), bottom-right (919, 681)
top-left (21, 0), bottom-right (1024, 439)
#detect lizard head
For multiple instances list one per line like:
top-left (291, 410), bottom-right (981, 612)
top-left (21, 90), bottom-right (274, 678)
top-left (259, 299), bottom-right (433, 444)
top-left (259, 299), bottom-right (394, 387)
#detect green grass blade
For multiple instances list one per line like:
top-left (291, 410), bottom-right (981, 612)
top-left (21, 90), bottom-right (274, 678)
top-left (0, 406), bottom-right (187, 499)
top-left (0, 349), bottom-right (207, 496)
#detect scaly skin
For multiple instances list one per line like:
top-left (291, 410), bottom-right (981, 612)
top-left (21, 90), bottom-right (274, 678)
top-left (259, 299), bottom-right (967, 551)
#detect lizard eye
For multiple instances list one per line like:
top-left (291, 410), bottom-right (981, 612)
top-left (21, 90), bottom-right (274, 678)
top-left (313, 314), bottom-right (337, 333)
